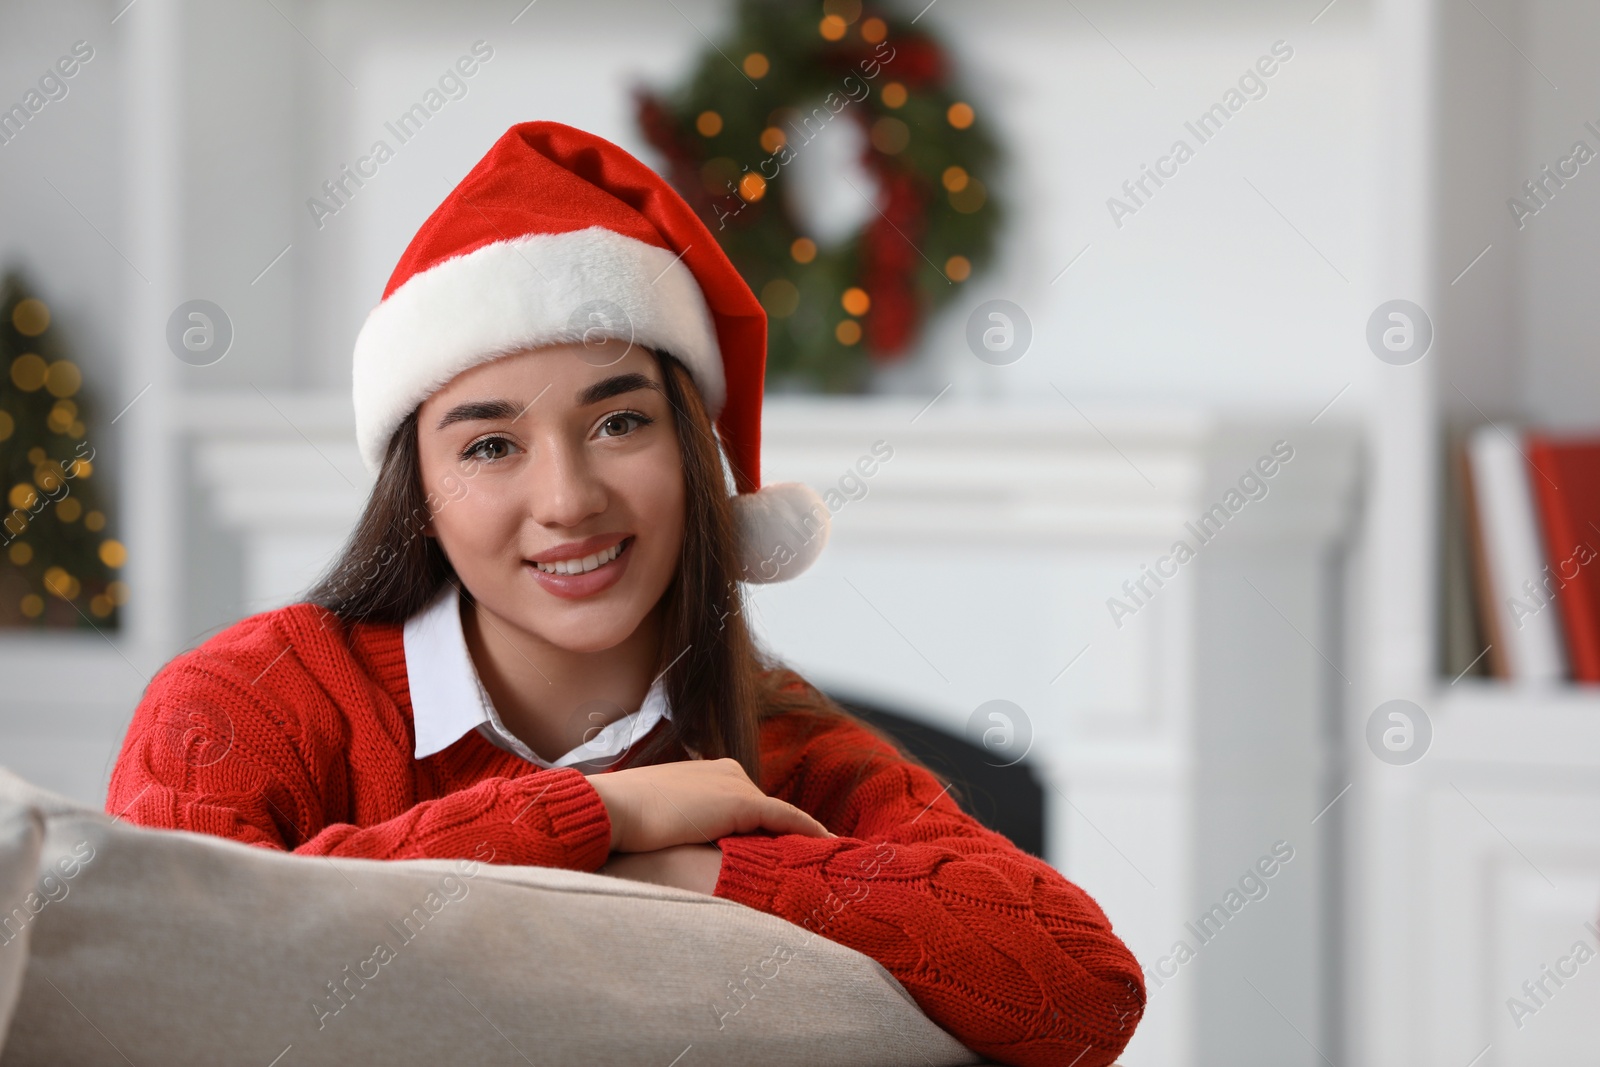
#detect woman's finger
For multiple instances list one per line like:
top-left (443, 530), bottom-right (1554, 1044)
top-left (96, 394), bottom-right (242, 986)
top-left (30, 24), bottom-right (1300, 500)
top-left (756, 798), bottom-right (834, 839)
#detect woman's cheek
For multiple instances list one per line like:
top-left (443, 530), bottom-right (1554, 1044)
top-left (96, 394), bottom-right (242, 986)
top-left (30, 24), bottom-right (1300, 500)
top-left (610, 441), bottom-right (685, 581)
top-left (433, 474), bottom-right (523, 571)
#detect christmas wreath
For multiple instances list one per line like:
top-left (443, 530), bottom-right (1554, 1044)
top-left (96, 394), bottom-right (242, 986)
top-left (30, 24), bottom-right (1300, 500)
top-left (636, 0), bottom-right (1003, 392)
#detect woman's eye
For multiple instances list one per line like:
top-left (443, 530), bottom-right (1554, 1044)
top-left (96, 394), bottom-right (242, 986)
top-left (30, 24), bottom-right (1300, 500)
top-left (462, 436), bottom-right (517, 462)
top-left (597, 412), bottom-right (651, 438)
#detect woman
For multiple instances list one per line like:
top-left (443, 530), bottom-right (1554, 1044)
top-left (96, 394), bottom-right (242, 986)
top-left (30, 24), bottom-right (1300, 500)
top-left (106, 122), bottom-right (1144, 1067)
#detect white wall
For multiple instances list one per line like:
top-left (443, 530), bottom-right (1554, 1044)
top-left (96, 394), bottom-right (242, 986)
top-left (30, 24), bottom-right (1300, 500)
top-left (0, 1), bottom-right (128, 492)
top-left (288, 1), bottom-right (1389, 421)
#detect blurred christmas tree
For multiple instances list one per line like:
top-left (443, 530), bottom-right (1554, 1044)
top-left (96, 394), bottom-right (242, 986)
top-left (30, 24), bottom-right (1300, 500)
top-left (0, 268), bottom-right (125, 630)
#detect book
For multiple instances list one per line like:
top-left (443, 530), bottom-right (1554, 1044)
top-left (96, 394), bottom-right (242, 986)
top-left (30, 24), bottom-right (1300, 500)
top-left (1463, 424), bottom-right (1568, 683)
top-left (1525, 434), bottom-right (1600, 683)
top-left (1444, 430), bottom-right (1494, 680)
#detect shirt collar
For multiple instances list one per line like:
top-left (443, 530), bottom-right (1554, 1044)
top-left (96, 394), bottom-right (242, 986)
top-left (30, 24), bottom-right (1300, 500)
top-left (402, 585), bottom-right (671, 766)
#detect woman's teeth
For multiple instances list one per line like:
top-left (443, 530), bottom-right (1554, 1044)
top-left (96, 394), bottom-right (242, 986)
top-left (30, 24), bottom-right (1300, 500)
top-left (534, 540), bottom-right (624, 576)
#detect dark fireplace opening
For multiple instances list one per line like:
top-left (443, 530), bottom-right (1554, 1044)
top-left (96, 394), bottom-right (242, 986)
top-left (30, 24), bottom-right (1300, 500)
top-left (828, 692), bottom-right (1047, 861)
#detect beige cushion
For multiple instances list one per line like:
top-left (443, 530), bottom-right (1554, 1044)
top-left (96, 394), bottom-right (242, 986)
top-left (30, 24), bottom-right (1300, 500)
top-left (0, 768), bottom-right (993, 1066)
top-left (0, 798), bottom-right (43, 1057)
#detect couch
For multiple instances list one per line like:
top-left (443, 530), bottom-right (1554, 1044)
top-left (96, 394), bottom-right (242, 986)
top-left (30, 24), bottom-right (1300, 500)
top-left (0, 767), bottom-right (1008, 1066)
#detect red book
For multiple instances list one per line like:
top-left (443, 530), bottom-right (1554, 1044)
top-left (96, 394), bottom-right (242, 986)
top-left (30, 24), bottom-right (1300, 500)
top-left (1525, 435), bottom-right (1600, 683)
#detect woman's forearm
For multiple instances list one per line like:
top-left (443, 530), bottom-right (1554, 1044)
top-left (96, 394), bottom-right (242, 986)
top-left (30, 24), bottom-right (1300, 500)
top-left (599, 842), bottom-right (723, 893)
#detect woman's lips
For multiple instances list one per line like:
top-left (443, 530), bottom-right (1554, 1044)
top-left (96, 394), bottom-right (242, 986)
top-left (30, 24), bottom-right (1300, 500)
top-left (526, 537), bottom-right (633, 600)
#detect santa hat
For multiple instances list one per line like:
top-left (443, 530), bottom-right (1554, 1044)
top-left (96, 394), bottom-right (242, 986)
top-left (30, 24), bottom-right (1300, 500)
top-left (351, 121), bottom-right (828, 583)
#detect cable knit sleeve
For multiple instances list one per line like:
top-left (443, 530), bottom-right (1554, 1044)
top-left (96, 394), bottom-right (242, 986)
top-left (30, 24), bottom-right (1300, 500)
top-left (711, 685), bottom-right (1145, 1067)
top-left (104, 611), bottom-right (613, 872)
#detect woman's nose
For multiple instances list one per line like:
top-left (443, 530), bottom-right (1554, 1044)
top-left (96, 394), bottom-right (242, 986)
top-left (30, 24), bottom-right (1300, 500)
top-left (526, 439), bottom-right (607, 527)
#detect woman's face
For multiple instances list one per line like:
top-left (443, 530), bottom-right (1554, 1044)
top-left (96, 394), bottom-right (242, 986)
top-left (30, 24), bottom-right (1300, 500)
top-left (415, 340), bottom-right (685, 654)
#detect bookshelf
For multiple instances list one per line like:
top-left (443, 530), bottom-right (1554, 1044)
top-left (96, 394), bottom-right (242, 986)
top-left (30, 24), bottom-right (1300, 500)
top-left (1433, 684), bottom-right (1600, 767)
top-left (1353, 0), bottom-right (1600, 1064)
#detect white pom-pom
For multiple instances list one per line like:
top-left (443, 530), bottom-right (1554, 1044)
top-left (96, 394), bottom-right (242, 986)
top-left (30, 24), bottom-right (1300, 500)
top-left (732, 482), bottom-right (831, 583)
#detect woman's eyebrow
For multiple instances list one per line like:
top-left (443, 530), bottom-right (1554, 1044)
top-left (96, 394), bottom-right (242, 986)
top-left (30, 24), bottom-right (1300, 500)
top-left (577, 373), bottom-right (661, 407)
top-left (435, 398), bottom-right (520, 430)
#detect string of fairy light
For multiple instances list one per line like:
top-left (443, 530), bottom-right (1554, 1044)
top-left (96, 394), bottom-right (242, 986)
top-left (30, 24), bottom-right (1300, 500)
top-left (637, 0), bottom-right (1002, 390)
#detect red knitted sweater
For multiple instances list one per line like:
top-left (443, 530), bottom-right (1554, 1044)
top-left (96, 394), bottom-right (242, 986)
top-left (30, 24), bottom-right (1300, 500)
top-left (105, 604), bottom-right (1145, 1066)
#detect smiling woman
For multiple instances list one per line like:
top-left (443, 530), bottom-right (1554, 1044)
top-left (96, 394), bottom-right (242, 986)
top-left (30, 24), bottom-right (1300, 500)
top-left (102, 121), bottom-right (1146, 1067)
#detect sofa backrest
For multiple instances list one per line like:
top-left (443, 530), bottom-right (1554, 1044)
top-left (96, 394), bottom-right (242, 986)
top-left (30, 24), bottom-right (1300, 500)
top-left (0, 767), bottom-right (986, 1067)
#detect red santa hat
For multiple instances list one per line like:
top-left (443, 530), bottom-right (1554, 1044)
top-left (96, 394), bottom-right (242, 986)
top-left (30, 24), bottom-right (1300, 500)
top-left (351, 121), bottom-right (828, 583)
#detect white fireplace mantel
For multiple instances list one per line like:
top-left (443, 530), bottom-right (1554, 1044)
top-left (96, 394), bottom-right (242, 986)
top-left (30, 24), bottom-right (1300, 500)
top-left (185, 389), bottom-right (1361, 1067)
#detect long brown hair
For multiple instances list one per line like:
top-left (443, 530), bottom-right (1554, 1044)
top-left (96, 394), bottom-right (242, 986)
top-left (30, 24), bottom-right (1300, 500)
top-left (307, 350), bottom-right (953, 796)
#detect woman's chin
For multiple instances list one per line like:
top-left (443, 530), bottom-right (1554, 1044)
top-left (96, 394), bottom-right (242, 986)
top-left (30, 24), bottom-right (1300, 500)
top-left (500, 600), bottom-right (653, 656)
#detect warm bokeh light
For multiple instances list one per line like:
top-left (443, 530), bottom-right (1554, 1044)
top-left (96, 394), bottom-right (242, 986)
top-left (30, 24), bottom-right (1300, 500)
top-left (947, 102), bottom-right (975, 129)
top-left (841, 287), bottom-right (871, 316)
top-left (737, 173), bottom-right (767, 201)
top-left (950, 177), bottom-right (987, 214)
top-left (10, 298), bottom-right (49, 336)
top-left (42, 567), bottom-right (79, 600)
top-left (760, 279), bottom-right (800, 318)
top-left (44, 360), bottom-right (81, 398)
top-left (700, 156), bottom-right (739, 195)
top-left (10, 353), bottom-right (47, 392)
top-left (695, 110), bottom-right (723, 137)
top-left (870, 116), bottom-right (910, 154)
top-left (822, 0), bottom-right (862, 22)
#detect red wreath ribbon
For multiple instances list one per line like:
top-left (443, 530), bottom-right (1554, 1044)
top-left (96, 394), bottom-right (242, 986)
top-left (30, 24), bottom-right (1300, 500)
top-left (635, 26), bottom-right (956, 366)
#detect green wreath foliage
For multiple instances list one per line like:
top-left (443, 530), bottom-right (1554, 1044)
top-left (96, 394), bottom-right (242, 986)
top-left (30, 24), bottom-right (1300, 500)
top-left (637, 0), bottom-right (1003, 392)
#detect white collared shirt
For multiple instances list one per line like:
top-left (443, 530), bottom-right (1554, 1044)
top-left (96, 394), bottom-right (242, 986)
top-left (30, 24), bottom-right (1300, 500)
top-left (402, 585), bottom-right (671, 769)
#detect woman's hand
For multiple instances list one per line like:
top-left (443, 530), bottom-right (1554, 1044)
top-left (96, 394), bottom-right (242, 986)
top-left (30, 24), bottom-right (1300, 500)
top-left (585, 757), bottom-right (835, 853)
top-left (599, 843), bottom-right (724, 894)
